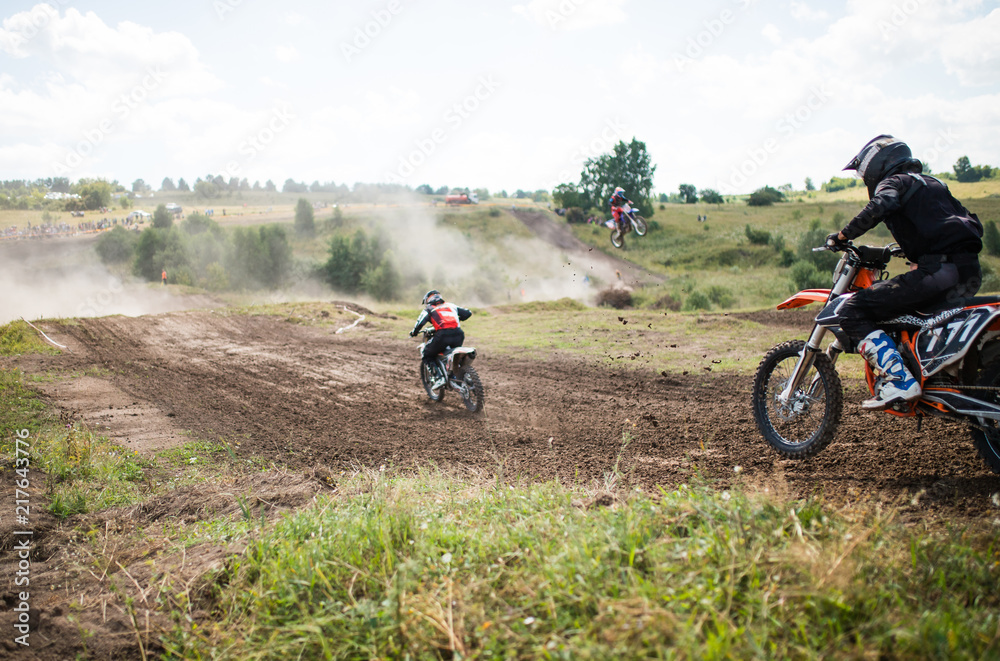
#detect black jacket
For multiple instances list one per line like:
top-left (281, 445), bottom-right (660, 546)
top-left (841, 173), bottom-right (982, 262)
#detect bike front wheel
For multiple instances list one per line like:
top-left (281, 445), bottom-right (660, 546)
top-left (632, 215), bottom-right (647, 236)
top-left (751, 340), bottom-right (843, 458)
top-left (421, 362), bottom-right (445, 402)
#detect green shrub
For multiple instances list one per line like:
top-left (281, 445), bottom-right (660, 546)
top-left (744, 224), bottom-right (771, 245)
top-left (790, 260), bottom-right (828, 290)
top-left (747, 186), bottom-right (784, 207)
top-left (683, 290), bottom-right (712, 311)
top-left (95, 226), bottom-right (138, 264)
top-left (984, 221), bottom-right (1000, 257)
top-left (706, 285), bottom-right (735, 308)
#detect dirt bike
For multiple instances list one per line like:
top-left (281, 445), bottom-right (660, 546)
top-left (415, 328), bottom-right (485, 413)
top-left (610, 202), bottom-right (647, 248)
top-left (751, 241), bottom-right (1000, 474)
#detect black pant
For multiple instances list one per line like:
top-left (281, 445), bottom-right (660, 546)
top-left (840, 259), bottom-right (981, 342)
top-left (422, 328), bottom-right (464, 369)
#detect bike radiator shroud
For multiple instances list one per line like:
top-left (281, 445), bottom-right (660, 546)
top-left (815, 295), bottom-right (1000, 375)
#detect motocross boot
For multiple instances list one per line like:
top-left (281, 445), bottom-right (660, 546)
top-left (430, 362), bottom-right (447, 390)
top-left (858, 330), bottom-right (921, 410)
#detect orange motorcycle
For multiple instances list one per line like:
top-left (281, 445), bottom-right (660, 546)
top-left (751, 241), bottom-right (1000, 473)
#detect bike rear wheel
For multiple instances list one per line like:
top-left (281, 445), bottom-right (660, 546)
top-left (632, 215), bottom-right (647, 236)
top-left (421, 362), bottom-right (445, 402)
top-left (610, 228), bottom-right (624, 248)
top-left (969, 357), bottom-right (1000, 474)
top-left (751, 340), bottom-right (843, 458)
top-left (460, 365), bottom-right (485, 413)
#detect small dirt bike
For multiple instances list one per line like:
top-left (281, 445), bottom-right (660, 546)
top-left (416, 328), bottom-right (485, 413)
top-left (751, 241), bottom-right (1000, 474)
top-left (610, 203), bottom-right (647, 249)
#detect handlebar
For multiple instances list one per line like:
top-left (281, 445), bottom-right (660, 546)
top-left (813, 241), bottom-right (904, 259)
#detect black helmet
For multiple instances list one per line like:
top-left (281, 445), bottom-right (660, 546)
top-left (422, 289), bottom-right (443, 306)
top-left (844, 134), bottom-right (922, 196)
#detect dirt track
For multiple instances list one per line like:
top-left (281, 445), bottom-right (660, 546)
top-left (20, 305), bottom-right (1000, 519)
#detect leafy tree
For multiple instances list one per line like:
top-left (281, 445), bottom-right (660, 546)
top-left (181, 212), bottom-right (218, 236)
top-left (294, 198), bottom-right (316, 237)
top-left (822, 176), bottom-right (859, 193)
top-left (194, 179), bottom-right (220, 199)
top-left (678, 184), bottom-right (697, 204)
top-left (265, 180), bottom-right (277, 192)
top-left (177, 177), bottom-right (190, 192)
top-left (473, 188), bottom-right (490, 201)
top-left (954, 156), bottom-right (993, 183)
top-left (514, 189), bottom-right (528, 199)
top-left (161, 177), bottom-right (176, 191)
top-left (578, 138), bottom-right (656, 216)
top-left (747, 186), bottom-right (785, 207)
top-left (415, 184), bottom-right (434, 195)
top-left (658, 193), bottom-right (669, 203)
top-left (565, 207), bottom-right (585, 223)
top-left (283, 179), bottom-right (308, 193)
top-left (804, 177), bottom-right (815, 191)
top-left (152, 203), bottom-right (173, 229)
top-left (50, 177), bottom-right (70, 193)
top-left (76, 179), bottom-right (113, 210)
top-left (132, 179), bottom-right (150, 194)
top-left (361, 249), bottom-right (401, 301)
top-left (229, 225), bottom-right (292, 289)
top-left (132, 227), bottom-right (188, 281)
top-left (434, 185), bottom-right (448, 195)
top-left (96, 226), bottom-right (138, 264)
top-left (323, 230), bottom-right (383, 293)
top-left (700, 188), bottom-right (724, 204)
top-left (552, 183), bottom-right (586, 209)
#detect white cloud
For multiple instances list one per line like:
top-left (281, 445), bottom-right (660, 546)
top-left (285, 12), bottom-right (305, 26)
top-left (761, 23), bottom-right (782, 45)
top-left (939, 8), bottom-right (1000, 86)
top-left (274, 45), bottom-right (300, 63)
top-left (512, 0), bottom-right (626, 31)
top-left (790, 2), bottom-right (829, 21)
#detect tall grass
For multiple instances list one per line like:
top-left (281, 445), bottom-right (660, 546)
top-left (162, 470), bottom-right (1000, 660)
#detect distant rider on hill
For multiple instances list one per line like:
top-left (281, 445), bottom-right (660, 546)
top-left (609, 186), bottom-right (633, 234)
top-left (409, 290), bottom-right (472, 390)
top-left (827, 134), bottom-right (983, 410)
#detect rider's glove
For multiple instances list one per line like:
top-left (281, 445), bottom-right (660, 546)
top-left (826, 232), bottom-right (847, 249)
top-left (409, 330), bottom-right (417, 337)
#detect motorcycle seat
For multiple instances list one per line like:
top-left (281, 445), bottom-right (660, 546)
top-left (915, 295), bottom-right (1000, 316)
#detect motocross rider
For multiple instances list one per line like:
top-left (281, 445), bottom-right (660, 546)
top-left (410, 290), bottom-right (472, 390)
top-left (827, 135), bottom-right (983, 410)
top-left (609, 186), bottom-right (633, 234)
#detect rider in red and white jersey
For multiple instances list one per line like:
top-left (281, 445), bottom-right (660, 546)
top-left (410, 289), bottom-right (472, 389)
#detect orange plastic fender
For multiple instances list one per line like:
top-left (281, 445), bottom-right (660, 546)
top-left (776, 289), bottom-right (832, 310)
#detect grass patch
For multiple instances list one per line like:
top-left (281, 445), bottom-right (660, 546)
top-left (0, 319), bottom-right (61, 356)
top-left (161, 471), bottom-right (1000, 660)
top-left (0, 368), bottom-right (153, 517)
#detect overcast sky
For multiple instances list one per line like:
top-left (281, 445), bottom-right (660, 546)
top-left (0, 0), bottom-right (997, 196)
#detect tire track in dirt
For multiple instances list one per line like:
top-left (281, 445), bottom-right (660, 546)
top-left (22, 308), bottom-right (1000, 519)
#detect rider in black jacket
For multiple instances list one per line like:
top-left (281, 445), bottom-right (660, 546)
top-left (828, 135), bottom-right (983, 410)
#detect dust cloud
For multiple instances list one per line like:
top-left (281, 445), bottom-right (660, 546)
top-left (0, 236), bottom-right (216, 325)
top-left (363, 206), bottom-right (610, 307)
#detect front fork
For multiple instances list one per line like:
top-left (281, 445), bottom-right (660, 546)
top-left (777, 325), bottom-right (843, 405)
